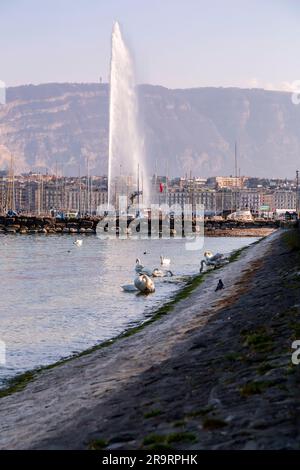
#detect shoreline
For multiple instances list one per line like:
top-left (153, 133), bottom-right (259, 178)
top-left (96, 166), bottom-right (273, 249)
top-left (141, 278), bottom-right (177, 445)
top-left (0, 230), bottom-right (288, 449)
top-left (205, 227), bottom-right (276, 237)
top-left (0, 234), bottom-right (262, 394)
top-left (0, 214), bottom-right (280, 237)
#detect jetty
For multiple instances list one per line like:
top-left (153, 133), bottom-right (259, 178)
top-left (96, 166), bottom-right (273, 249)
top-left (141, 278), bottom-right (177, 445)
top-left (0, 214), bottom-right (283, 236)
top-left (0, 215), bottom-right (98, 235)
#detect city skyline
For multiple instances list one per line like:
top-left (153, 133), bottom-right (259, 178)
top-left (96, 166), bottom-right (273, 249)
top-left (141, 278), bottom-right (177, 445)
top-left (1, 170), bottom-right (298, 216)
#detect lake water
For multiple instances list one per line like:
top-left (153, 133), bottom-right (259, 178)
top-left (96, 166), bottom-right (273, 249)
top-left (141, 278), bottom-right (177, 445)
top-left (0, 234), bottom-right (259, 386)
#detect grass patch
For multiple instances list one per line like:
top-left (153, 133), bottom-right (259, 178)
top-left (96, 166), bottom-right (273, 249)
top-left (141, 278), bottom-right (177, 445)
top-left (144, 409), bottom-right (162, 419)
top-left (257, 362), bottom-right (273, 375)
top-left (225, 352), bottom-right (244, 362)
top-left (282, 230), bottom-right (300, 252)
top-left (186, 405), bottom-right (214, 418)
top-left (229, 248), bottom-right (245, 262)
top-left (88, 439), bottom-right (108, 450)
top-left (147, 443), bottom-right (173, 450)
top-left (166, 432), bottom-right (197, 444)
top-left (0, 371), bottom-right (36, 399)
top-left (143, 432), bottom-right (197, 447)
top-left (239, 380), bottom-right (275, 397)
top-left (143, 434), bottom-right (167, 446)
top-left (242, 327), bottom-right (274, 353)
top-left (228, 239), bottom-right (262, 263)
top-left (202, 418), bottom-right (228, 430)
top-left (289, 322), bottom-right (300, 340)
top-left (286, 363), bottom-right (298, 375)
top-left (173, 420), bottom-right (186, 428)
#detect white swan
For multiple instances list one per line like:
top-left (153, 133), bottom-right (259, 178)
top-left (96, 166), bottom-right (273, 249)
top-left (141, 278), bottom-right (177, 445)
top-left (121, 284), bottom-right (138, 292)
top-left (135, 258), bottom-right (144, 272)
top-left (200, 251), bottom-right (227, 273)
top-left (73, 239), bottom-right (83, 247)
top-left (152, 268), bottom-right (174, 278)
top-left (152, 268), bottom-right (164, 277)
top-left (134, 274), bottom-right (155, 294)
top-left (160, 255), bottom-right (171, 266)
top-left (135, 258), bottom-right (153, 276)
top-left (204, 250), bottom-right (224, 263)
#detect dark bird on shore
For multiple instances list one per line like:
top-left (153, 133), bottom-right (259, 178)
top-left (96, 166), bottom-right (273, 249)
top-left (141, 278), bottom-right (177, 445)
top-left (215, 279), bottom-right (224, 292)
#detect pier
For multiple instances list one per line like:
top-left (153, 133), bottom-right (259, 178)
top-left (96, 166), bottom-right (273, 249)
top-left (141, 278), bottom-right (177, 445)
top-left (0, 215), bottom-right (98, 235)
top-left (0, 214), bottom-right (283, 236)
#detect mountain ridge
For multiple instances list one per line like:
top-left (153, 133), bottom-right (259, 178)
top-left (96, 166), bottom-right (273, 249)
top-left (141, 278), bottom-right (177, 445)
top-left (0, 83), bottom-right (299, 178)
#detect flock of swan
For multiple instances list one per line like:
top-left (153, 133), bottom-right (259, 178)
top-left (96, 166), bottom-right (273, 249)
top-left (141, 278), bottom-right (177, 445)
top-left (72, 239), bottom-right (229, 295)
top-left (121, 256), bottom-right (173, 294)
top-left (122, 251), bottom-right (229, 295)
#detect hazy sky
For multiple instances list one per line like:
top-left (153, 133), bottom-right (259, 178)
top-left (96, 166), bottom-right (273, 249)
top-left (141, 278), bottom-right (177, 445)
top-left (1, 0), bottom-right (299, 90)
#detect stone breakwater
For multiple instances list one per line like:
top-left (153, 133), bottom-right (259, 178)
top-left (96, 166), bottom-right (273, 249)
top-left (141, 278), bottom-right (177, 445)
top-left (0, 216), bottom-right (98, 234)
top-left (0, 229), bottom-right (299, 450)
top-left (0, 215), bottom-right (280, 237)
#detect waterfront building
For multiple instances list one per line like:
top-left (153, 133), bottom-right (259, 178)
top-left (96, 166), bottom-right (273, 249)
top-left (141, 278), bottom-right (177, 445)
top-left (273, 190), bottom-right (296, 211)
top-left (239, 189), bottom-right (262, 214)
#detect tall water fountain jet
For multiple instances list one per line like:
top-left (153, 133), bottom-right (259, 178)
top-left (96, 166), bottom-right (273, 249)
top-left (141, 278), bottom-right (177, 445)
top-left (108, 22), bottom-right (148, 210)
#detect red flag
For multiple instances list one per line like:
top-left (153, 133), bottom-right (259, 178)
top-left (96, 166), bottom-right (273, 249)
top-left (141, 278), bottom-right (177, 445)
top-left (159, 183), bottom-right (164, 193)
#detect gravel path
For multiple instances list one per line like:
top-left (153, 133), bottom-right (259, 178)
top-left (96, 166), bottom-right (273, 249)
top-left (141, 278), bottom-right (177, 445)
top-left (0, 229), bottom-right (299, 450)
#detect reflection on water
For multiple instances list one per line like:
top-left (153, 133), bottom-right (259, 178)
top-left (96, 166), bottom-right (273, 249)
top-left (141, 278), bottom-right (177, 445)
top-left (0, 234), bottom-right (258, 385)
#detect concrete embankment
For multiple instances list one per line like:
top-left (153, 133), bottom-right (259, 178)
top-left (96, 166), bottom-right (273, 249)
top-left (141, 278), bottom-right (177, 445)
top-left (0, 229), bottom-right (299, 450)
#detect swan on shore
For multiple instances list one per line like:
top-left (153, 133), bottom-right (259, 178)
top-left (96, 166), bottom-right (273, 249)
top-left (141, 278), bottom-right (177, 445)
top-left (73, 239), bottom-right (83, 247)
top-left (200, 251), bottom-right (228, 273)
top-left (134, 274), bottom-right (155, 294)
top-left (160, 255), bottom-right (171, 266)
top-left (204, 250), bottom-right (224, 263)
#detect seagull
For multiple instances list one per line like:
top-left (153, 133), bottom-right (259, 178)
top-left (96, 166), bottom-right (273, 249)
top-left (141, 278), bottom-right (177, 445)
top-left (215, 279), bottom-right (224, 292)
top-left (73, 239), bottom-right (83, 247)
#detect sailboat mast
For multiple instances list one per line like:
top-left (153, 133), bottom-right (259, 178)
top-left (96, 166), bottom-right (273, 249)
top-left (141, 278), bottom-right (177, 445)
top-left (235, 141), bottom-right (238, 211)
top-left (78, 164), bottom-right (81, 216)
top-left (137, 163), bottom-right (140, 214)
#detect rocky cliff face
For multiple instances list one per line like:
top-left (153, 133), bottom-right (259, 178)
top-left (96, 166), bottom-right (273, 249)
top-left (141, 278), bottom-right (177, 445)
top-left (0, 83), bottom-right (299, 177)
